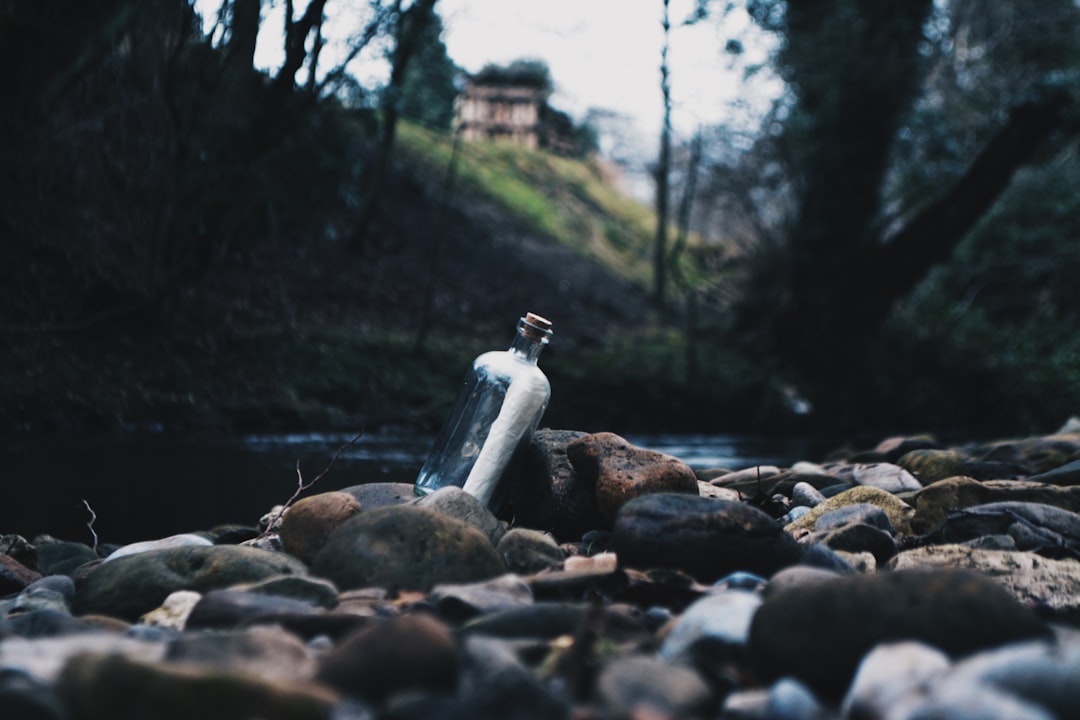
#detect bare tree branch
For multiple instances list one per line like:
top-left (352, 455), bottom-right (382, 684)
top-left (260, 430), bottom-right (364, 536)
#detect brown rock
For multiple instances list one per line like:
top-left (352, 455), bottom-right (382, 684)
top-left (317, 613), bottom-right (459, 702)
top-left (310, 506), bottom-right (506, 592)
top-left (280, 492), bottom-right (363, 565)
top-left (0, 553), bottom-right (42, 595)
top-left (567, 432), bottom-right (698, 525)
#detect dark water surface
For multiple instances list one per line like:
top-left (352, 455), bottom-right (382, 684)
top-left (1, 431), bottom-right (829, 544)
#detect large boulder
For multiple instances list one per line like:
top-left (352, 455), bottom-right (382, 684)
top-left (310, 506), bottom-right (505, 592)
top-left (749, 568), bottom-right (1050, 699)
top-left (508, 429), bottom-right (596, 542)
top-left (73, 546), bottom-right (307, 622)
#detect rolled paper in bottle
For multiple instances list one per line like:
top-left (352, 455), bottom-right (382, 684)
top-left (461, 371), bottom-right (548, 505)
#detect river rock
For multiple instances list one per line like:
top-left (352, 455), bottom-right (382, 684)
top-left (279, 491), bottom-right (362, 565)
top-left (763, 565), bottom-right (846, 598)
top-left (909, 476), bottom-right (1080, 534)
top-left (57, 651), bottom-right (337, 720)
top-left (164, 624), bottom-right (318, 681)
top-left (104, 533), bottom-right (213, 563)
top-left (0, 553), bottom-right (42, 594)
top-left (802, 522), bottom-right (899, 565)
top-left (415, 485), bottom-right (506, 545)
top-left (0, 634), bottom-right (166, 683)
top-left (791, 481), bottom-right (826, 508)
top-left (658, 589), bottom-right (762, 665)
top-left (230, 574), bottom-right (339, 608)
top-left (509, 428), bottom-right (596, 542)
top-left (611, 493), bottom-right (803, 583)
top-left (923, 501), bottom-right (1080, 551)
top-left (892, 682), bottom-right (1056, 720)
top-left (889, 544), bottom-right (1080, 620)
top-left (184, 588), bottom-right (321, 630)
top-left (594, 655), bottom-right (714, 720)
top-left (835, 462), bottom-right (923, 493)
top-left (785, 485), bottom-right (915, 536)
top-left (461, 602), bottom-right (647, 643)
top-left (496, 528), bottom-right (565, 574)
top-left (896, 448), bottom-right (970, 484)
top-left (316, 613), bottom-right (458, 703)
top-left (310, 505), bottom-right (505, 592)
top-left (567, 432), bottom-right (699, 525)
top-left (73, 545), bottom-right (307, 621)
top-left (841, 640), bottom-right (951, 720)
top-left (0, 669), bottom-right (67, 720)
top-left (749, 568), bottom-right (1050, 699)
top-left (34, 540), bottom-right (98, 576)
top-left (934, 635), bottom-right (1080, 720)
top-left (456, 635), bottom-right (572, 720)
top-left (720, 677), bottom-right (827, 720)
top-left (140, 590), bottom-right (202, 630)
top-left (1028, 457), bottom-right (1080, 486)
top-left (9, 582), bottom-right (73, 616)
top-left (338, 482), bottom-right (416, 509)
top-left (875, 435), bottom-right (942, 462)
top-left (429, 574), bottom-right (533, 620)
top-left (814, 503), bottom-right (895, 533)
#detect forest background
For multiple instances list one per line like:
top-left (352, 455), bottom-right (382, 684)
top-left (2, 0), bottom-right (1079, 442)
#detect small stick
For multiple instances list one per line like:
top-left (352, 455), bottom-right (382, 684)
top-left (262, 430), bottom-right (364, 536)
top-left (81, 498), bottom-right (99, 553)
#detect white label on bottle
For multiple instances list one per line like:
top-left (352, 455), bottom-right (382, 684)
top-left (461, 372), bottom-right (548, 506)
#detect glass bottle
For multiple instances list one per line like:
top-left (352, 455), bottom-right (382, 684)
top-left (414, 312), bottom-right (554, 509)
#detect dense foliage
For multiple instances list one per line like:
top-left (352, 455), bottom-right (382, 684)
top-left (694, 0), bottom-right (1080, 433)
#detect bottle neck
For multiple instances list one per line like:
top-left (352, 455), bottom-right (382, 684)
top-left (509, 329), bottom-right (548, 364)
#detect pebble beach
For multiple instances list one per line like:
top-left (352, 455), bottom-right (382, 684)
top-left (2, 425), bottom-right (1080, 719)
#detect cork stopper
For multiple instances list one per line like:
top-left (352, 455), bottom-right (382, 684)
top-left (520, 312), bottom-right (553, 342)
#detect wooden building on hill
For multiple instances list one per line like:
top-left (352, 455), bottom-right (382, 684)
top-left (455, 66), bottom-right (577, 155)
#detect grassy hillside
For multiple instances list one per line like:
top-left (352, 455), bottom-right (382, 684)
top-left (397, 122), bottom-right (701, 290)
top-left (4, 117), bottom-right (761, 436)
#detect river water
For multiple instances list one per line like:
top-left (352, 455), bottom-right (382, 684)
top-left (1, 431), bottom-right (831, 544)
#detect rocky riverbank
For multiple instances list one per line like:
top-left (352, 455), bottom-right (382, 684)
top-left (3, 426), bottom-right (1080, 719)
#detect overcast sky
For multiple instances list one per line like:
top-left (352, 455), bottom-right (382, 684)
top-left (438, 0), bottom-right (775, 140)
top-left (196, 0), bottom-right (779, 151)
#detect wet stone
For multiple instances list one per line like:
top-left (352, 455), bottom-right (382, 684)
top-left (509, 428), bottom-right (596, 542)
top-left (749, 567), bottom-right (1050, 699)
top-left (278, 491), bottom-right (362, 566)
top-left (73, 545), bottom-right (307, 622)
top-left (415, 485), bottom-right (507, 546)
top-left (57, 651), bottom-right (337, 720)
top-left (496, 528), bottom-right (565, 574)
top-left (316, 613), bottom-right (458, 704)
top-left (183, 588), bottom-right (321, 631)
top-left (310, 505), bottom-right (506, 592)
top-left (896, 448), bottom-right (970, 484)
top-left (804, 522), bottom-right (899, 565)
top-left (567, 432), bottom-right (699, 526)
top-left (594, 655), bottom-right (714, 720)
top-left (612, 493), bottom-right (803, 583)
top-left (0, 553), bottom-right (42, 595)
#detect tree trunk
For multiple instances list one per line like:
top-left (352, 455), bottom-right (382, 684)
top-left (225, 0), bottom-right (260, 77)
top-left (652, 0), bottom-right (672, 308)
top-left (273, 0), bottom-right (327, 93)
top-left (352, 0), bottom-right (439, 250)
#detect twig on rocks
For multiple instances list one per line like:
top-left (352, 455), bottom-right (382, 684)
top-left (261, 430), bottom-right (364, 537)
top-left (81, 498), bottom-right (99, 553)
